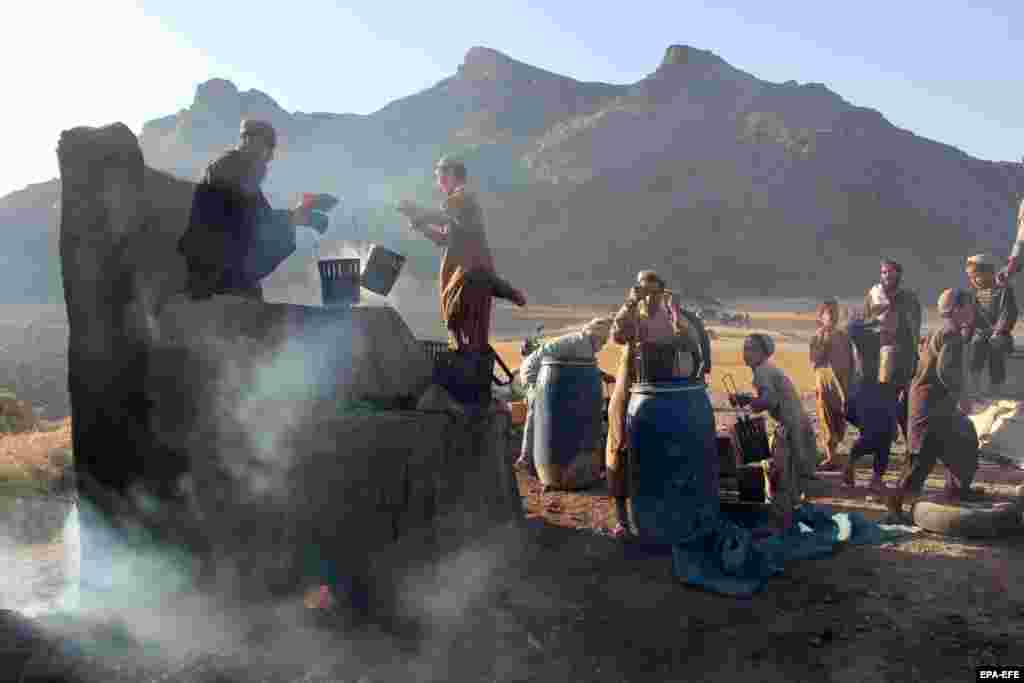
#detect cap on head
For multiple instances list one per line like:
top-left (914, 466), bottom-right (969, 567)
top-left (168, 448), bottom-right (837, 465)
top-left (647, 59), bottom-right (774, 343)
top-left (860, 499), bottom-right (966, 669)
top-left (745, 333), bottom-right (775, 357)
top-left (637, 270), bottom-right (665, 289)
top-left (582, 317), bottom-right (612, 344)
top-left (240, 119), bottom-right (277, 148)
top-left (966, 253), bottom-right (996, 272)
top-left (937, 288), bottom-right (973, 316)
top-left (434, 156), bottom-right (467, 181)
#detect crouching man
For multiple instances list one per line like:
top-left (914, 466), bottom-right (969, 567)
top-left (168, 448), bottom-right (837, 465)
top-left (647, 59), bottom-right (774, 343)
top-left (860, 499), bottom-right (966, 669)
top-left (885, 289), bottom-right (980, 523)
top-left (517, 317), bottom-right (613, 491)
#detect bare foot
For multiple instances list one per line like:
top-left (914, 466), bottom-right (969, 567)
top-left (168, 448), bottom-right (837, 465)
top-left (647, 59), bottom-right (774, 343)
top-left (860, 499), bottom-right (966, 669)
top-left (609, 523), bottom-right (638, 541)
top-left (842, 465), bottom-right (856, 488)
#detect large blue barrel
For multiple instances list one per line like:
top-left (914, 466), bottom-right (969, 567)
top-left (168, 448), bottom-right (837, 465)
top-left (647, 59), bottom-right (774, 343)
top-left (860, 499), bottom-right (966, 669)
top-left (627, 378), bottom-right (719, 544)
top-left (533, 359), bottom-right (603, 469)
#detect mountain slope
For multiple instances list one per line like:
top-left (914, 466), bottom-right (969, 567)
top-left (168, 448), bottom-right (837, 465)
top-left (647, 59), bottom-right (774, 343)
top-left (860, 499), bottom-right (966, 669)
top-left (3, 44), bottom-right (1022, 303)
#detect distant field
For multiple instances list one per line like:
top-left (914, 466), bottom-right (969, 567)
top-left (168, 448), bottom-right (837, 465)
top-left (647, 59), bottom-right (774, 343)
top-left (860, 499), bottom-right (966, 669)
top-left (0, 304), bottom-right (65, 325)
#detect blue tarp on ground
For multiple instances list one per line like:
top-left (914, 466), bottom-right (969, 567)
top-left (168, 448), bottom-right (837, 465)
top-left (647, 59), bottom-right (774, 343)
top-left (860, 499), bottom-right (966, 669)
top-left (670, 503), bottom-right (916, 597)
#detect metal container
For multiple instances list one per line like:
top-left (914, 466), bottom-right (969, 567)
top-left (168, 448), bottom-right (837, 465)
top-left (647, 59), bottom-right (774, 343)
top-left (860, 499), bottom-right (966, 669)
top-left (318, 258), bottom-right (360, 307)
top-left (361, 245), bottom-right (406, 296)
top-left (736, 463), bottom-right (767, 503)
top-left (420, 340), bottom-right (514, 405)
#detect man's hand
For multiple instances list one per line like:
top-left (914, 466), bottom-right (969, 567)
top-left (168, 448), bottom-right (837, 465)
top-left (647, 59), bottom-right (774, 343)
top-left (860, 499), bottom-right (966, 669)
top-left (626, 286), bottom-right (645, 308)
top-left (729, 393), bottom-right (753, 408)
top-left (289, 206), bottom-right (329, 233)
top-left (997, 256), bottom-right (1020, 286)
top-left (289, 206), bottom-right (313, 227)
top-left (301, 193), bottom-right (339, 213)
top-left (509, 288), bottom-right (527, 307)
top-left (396, 199), bottom-right (426, 225)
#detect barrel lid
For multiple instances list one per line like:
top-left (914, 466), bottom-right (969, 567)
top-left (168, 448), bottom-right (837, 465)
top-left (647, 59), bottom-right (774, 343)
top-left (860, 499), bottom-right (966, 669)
top-left (540, 358), bottom-right (596, 367)
top-left (631, 380), bottom-right (706, 394)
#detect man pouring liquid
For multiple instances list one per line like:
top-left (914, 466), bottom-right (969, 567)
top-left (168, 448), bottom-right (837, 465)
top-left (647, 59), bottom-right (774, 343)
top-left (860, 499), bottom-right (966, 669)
top-left (178, 119), bottom-right (338, 301)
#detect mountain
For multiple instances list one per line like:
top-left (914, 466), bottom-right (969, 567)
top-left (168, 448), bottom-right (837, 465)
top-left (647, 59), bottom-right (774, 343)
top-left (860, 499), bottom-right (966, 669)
top-left (4, 44), bottom-right (1023, 304)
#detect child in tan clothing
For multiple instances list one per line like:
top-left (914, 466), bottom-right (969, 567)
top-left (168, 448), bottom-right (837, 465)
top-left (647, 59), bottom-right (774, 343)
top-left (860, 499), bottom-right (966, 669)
top-left (809, 299), bottom-right (853, 468)
top-left (731, 334), bottom-right (818, 531)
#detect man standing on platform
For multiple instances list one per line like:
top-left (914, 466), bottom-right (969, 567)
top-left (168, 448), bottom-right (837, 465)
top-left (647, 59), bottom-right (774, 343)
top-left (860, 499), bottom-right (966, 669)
top-left (401, 157), bottom-right (526, 351)
top-left (178, 119), bottom-right (332, 301)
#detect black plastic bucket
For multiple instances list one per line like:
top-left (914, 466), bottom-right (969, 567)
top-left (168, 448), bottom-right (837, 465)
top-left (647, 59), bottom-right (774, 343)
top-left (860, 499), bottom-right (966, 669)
top-left (319, 258), bottom-right (360, 306)
top-left (361, 246), bottom-right (406, 296)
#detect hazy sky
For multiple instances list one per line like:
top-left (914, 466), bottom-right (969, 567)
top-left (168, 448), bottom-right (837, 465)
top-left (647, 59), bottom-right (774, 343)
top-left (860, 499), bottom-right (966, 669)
top-left (2, 0), bottom-right (1021, 198)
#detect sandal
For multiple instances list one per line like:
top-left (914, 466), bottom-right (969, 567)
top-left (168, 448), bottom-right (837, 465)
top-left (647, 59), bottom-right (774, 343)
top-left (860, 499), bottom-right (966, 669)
top-left (514, 459), bottom-right (537, 477)
top-left (609, 523), bottom-right (639, 541)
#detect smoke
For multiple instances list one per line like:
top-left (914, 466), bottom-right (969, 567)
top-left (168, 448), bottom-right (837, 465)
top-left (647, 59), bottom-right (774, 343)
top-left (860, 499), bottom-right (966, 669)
top-left (9, 497), bottom-right (522, 680)
top-left (4, 226), bottom-right (525, 679)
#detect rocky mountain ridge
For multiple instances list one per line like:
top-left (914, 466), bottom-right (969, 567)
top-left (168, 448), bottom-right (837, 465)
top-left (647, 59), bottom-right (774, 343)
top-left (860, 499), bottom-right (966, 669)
top-left (3, 44), bottom-right (1023, 303)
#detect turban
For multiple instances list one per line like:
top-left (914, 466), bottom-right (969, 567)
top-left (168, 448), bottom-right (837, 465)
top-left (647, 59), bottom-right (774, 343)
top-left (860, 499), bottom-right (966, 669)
top-left (240, 119), bottom-right (277, 148)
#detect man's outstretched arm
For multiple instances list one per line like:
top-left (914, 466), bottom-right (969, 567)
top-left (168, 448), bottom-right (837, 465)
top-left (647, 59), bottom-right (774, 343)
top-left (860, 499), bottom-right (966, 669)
top-left (998, 198), bottom-right (1024, 284)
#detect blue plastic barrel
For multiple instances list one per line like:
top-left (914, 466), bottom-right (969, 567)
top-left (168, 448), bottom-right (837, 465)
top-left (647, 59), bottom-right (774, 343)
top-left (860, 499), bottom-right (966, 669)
top-left (626, 378), bottom-right (719, 544)
top-left (533, 359), bottom-right (603, 470)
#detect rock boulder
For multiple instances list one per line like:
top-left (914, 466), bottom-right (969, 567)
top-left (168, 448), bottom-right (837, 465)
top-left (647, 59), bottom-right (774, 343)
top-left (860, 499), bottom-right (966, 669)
top-left (57, 123), bottom-right (520, 614)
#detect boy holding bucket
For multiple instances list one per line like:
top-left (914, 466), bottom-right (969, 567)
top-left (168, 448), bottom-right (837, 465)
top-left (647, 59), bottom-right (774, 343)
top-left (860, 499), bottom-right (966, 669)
top-left (731, 334), bottom-right (818, 531)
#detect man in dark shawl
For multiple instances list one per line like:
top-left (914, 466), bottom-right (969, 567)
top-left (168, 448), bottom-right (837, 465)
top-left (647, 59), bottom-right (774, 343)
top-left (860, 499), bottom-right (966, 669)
top-left (178, 119), bottom-right (324, 300)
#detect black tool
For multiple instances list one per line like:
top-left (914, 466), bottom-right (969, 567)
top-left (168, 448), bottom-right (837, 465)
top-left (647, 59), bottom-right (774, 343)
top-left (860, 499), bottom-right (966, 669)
top-left (722, 373), bottom-right (771, 465)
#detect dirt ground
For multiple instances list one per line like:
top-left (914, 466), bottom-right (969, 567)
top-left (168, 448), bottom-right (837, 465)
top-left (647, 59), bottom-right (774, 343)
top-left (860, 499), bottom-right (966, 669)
top-left (4, 305), bottom-right (1024, 681)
